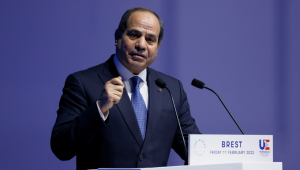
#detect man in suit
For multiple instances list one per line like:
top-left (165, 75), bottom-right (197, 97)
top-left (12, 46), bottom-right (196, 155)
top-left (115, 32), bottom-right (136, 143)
top-left (51, 7), bottom-right (200, 169)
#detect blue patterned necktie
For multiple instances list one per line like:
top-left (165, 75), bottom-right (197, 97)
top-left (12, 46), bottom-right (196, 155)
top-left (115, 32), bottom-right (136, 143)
top-left (131, 76), bottom-right (147, 140)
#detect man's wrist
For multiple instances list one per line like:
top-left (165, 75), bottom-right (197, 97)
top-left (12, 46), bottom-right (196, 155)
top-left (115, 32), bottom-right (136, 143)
top-left (96, 100), bottom-right (109, 120)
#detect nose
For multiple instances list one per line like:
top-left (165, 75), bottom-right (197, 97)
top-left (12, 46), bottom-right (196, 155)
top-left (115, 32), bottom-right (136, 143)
top-left (135, 37), bottom-right (146, 51)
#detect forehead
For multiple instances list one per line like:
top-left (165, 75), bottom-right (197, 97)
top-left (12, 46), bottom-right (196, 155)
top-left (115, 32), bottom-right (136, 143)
top-left (126, 11), bottom-right (160, 36)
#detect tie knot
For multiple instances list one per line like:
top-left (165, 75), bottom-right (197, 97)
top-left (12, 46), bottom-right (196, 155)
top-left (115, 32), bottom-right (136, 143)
top-left (131, 76), bottom-right (142, 89)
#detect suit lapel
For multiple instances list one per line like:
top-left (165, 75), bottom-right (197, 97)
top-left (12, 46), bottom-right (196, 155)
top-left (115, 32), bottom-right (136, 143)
top-left (141, 68), bottom-right (163, 152)
top-left (98, 56), bottom-right (143, 148)
top-left (116, 91), bottom-right (144, 147)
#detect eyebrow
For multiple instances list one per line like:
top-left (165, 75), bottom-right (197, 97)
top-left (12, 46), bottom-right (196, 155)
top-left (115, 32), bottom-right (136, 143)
top-left (147, 33), bottom-right (157, 40)
top-left (128, 29), bottom-right (157, 40)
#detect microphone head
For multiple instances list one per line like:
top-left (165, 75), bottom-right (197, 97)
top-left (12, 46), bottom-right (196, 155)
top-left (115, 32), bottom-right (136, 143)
top-left (191, 79), bottom-right (205, 89)
top-left (155, 78), bottom-right (166, 88)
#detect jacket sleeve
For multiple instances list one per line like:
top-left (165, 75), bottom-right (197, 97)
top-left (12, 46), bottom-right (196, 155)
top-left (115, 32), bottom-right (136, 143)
top-left (51, 73), bottom-right (107, 160)
top-left (171, 80), bottom-right (201, 163)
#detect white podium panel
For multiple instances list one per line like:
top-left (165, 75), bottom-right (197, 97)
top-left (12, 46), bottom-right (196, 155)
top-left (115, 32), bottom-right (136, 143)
top-left (95, 134), bottom-right (281, 170)
top-left (189, 135), bottom-right (273, 165)
top-left (96, 162), bottom-right (282, 170)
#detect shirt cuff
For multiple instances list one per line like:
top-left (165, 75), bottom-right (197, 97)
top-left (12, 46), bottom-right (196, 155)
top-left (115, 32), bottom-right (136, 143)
top-left (96, 100), bottom-right (109, 121)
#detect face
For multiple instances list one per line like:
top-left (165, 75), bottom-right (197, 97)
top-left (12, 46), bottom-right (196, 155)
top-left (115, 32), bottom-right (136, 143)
top-left (116, 11), bottom-right (162, 75)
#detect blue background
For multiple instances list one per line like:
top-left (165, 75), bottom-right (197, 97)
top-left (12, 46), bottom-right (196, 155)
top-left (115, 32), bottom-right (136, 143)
top-left (1, 0), bottom-right (299, 169)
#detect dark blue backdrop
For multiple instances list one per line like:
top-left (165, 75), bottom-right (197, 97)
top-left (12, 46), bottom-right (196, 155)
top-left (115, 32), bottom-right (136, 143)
top-left (1, 0), bottom-right (299, 169)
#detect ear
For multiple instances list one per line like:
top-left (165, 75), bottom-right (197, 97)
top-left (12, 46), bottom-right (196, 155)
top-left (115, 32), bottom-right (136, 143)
top-left (157, 41), bottom-right (162, 49)
top-left (114, 29), bottom-right (121, 41)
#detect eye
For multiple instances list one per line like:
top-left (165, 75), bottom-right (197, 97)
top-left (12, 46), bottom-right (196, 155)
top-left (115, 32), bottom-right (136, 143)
top-left (131, 32), bottom-right (137, 36)
top-left (129, 33), bottom-right (137, 38)
top-left (128, 31), bottom-right (140, 39)
top-left (147, 38), bottom-right (153, 42)
top-left (146, 38), bottom-right (155, 44)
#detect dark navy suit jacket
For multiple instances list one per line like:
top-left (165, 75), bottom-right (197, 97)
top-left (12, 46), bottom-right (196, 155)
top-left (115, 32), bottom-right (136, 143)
top-left (51, 55), bottom-right (200, 169)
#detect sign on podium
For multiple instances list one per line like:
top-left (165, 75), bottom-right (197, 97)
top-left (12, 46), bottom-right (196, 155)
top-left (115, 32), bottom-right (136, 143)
top-left (97, 134), bottom-right (282, 170)
top-left (189, 134), bottom-right (273, 165)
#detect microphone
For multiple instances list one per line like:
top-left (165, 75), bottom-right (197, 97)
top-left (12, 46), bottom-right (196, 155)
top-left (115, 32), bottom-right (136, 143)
top-left (155, 78), bottom-right (166, 88)
top-left (191, 79), bottom-right (205, 89)
top-left (191, 79), bottom-right (244, 135)
top-left (155, 78), bottom-right (188, 162)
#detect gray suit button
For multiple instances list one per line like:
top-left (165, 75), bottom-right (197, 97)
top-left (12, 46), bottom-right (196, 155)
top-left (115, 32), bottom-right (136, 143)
top-left (139, 155), bottom-right (143, 161)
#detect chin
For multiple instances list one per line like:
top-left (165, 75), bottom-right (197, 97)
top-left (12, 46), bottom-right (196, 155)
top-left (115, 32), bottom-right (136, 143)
top-left (129, 59), bottom-right (146, 66)
top-left (128, 63), bottom-right (147, 74)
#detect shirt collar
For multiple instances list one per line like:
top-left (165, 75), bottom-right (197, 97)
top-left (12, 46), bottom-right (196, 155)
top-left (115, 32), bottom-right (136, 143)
top-left (113, 54), bottom-right (147, 83)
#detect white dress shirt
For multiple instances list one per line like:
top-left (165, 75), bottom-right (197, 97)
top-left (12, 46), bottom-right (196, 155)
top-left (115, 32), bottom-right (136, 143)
top-left (97, 54), bottom-right (148, 121)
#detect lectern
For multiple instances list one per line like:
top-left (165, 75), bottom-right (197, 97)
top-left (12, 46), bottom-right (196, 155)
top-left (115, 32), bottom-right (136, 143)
top-left (95, 135), bottom-right (282, 170)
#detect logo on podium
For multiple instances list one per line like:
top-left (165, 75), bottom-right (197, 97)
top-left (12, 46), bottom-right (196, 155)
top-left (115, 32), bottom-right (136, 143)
top-left (259, 139), bottom-right (270, 150)
top-left (193, 139), bottom-right (206, 156)
top-left (259, 139), bottom-right (270, 157)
